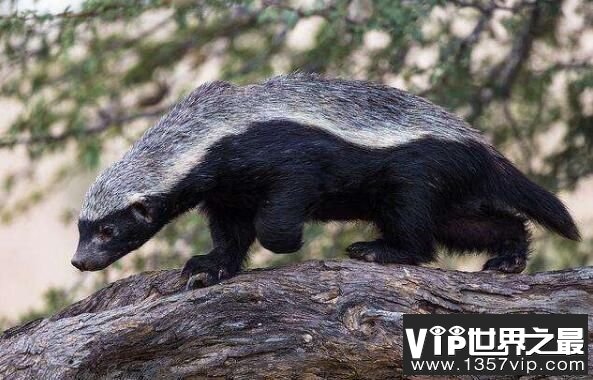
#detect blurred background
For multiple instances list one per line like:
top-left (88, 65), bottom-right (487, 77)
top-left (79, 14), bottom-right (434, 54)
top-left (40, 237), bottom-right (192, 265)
top-left (0, 0), bottom-right (592, 330)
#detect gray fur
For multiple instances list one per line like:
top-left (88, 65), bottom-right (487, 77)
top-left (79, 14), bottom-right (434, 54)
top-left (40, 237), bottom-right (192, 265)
top-left (81, 73), bottom-right (486, 221)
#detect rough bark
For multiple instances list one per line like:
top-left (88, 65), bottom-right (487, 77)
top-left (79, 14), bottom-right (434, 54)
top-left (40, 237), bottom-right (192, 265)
top-left (1, 260), bottom-right (592, 379)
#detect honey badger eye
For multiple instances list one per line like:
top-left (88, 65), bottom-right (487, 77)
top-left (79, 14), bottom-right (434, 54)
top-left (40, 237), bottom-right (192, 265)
top-left (98, 225), bottom-right (115, 241)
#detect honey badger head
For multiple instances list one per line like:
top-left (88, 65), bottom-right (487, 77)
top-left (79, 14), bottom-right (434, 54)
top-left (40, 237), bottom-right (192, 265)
top-left (72, 159), bottom-right (167, 271)
top-left (72, 151), bottom-right (213, 271)
top-left (71, 83), bottom-right (228, 271)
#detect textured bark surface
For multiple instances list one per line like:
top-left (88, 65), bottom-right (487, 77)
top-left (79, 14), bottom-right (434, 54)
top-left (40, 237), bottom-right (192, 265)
top-left (1, 260), bottom-right (592, 379)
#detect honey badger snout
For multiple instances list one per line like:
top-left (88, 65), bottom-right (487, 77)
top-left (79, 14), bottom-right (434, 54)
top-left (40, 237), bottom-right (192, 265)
top-left (71, 240), bottom-right (115, 272)
top-left (70, 255), bottom-right (86, 271)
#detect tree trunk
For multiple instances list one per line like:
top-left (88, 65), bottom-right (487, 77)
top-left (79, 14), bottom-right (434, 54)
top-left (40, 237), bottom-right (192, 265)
top-left (1, 260), bottom-right (592, 379)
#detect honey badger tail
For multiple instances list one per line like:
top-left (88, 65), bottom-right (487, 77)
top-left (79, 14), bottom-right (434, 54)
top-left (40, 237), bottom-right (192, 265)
top-left (491, 153), bottom-right (580, 241)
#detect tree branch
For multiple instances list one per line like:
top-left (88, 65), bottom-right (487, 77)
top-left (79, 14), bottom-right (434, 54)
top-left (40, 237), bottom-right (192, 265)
top-left (468, 1), bottom-right (542, 123)
top-left (1, 260), bottom-right (592, 379)
top-left (450, 0), bottom-right (537, 14)
top-left (0, 108), bottom-right (167, 148)
top-left (0, 3), bottom-right (152, 22)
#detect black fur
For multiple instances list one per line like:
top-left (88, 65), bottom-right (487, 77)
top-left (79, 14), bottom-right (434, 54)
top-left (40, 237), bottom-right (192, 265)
top-left (75, 120), bottom-right (579, 284)
top-left (176, 120), bottom-right (578, 285)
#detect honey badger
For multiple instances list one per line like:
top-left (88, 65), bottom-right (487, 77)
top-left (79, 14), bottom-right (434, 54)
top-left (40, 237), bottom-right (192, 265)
top-left (72, 73), bottom-right (580, 288)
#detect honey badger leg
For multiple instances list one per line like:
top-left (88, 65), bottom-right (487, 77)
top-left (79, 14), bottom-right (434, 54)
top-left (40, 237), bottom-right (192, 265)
top-left (255, 182), bottom-right (310, 254)
top-left (347, 189), bottom-right (436, 265)
top-left (435, 208), bottom-right (530, 273)
top-left (182, 205), bottom-right (255, 289)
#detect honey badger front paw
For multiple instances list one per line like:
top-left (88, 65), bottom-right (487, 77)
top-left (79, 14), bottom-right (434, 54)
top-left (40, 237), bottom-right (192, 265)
top-left (346, 241), bottom-right (379, 262)
top-left (482, 255), bottom-right (526, 273)
top-left (180, 253), bottom-right (234, 290)
top-left (346, 240), bottom-right (421, 265)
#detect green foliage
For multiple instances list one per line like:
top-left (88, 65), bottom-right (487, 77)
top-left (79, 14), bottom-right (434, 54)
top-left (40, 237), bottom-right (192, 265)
top-left (0, 0), bottom-right (592, 324)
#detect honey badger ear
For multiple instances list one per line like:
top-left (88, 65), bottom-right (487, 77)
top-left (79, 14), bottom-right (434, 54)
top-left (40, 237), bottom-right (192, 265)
top-left (129, 194), bottom-right (153, 223)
